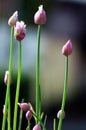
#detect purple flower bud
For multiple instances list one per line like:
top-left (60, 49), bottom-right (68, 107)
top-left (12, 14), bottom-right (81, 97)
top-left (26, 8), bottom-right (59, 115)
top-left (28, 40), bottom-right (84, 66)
top-left (62, 40), bottom-right (72, 56)
top-left (18, 102), bottom-right (30, 112)
top-left (32, 124), bottom-right (41, 130)
top-left (57, 110), bottom-right (65, 119)
top-left (4, 71), bottom-right (12, 85)
top-left (34, 5), bottom-right (47, 25)
top-left (26, 110), bottom-right (32, 120)
top-left (14, 21), bottom-right (26, 41)
top-left (8, 11), bottom-right (18, 26)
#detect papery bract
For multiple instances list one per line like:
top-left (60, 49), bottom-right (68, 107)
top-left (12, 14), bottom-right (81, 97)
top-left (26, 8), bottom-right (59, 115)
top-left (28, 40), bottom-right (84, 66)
top-left (3, 105), bottom-right (8, 117)
top-left (8, 11), bottom-right (18, 26)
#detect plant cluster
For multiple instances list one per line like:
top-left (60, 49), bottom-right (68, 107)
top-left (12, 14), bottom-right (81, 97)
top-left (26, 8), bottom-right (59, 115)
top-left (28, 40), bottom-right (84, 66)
top-left (1, 5), bottom-right (72, 130)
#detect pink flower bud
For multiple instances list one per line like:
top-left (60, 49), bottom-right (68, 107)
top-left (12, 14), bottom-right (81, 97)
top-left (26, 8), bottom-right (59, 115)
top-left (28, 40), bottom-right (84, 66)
top-left (57, 110), bottom-right (65, 119)
top-left (14, 21), bottom-right (26, 41)
top-left (4, 71), bottom-right (12, 85)
top-left (26, 110), bottom-right (32, 120)
top-left (32, 124), bottom-right (41, 130)
top-left (18, 102), bottom-right (30, 112)
top-left (62, 40), bottom-right (72, 56)
top-left (8, 11), bottom-right (18, 26)
top-left (34, 5), bottom-right (47, 25)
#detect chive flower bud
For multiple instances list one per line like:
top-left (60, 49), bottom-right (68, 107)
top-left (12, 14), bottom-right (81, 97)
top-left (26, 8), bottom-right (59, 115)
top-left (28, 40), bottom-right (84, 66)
top-left (26, 110), bottom-right (32, 120)
top-left (57, 110), bottom-right (65, 119)
top-left (4, 70), bottom-right (12, 85)
top-left (18, 102), bottom-right (30, 112)
top-left (14, 21), bottom-right (26, 41)
top-left (62, 40), bottom-right (72, 56)
top-left (32, 124), bottom-right (41, 130)
top-left (3, 105), bottom-right (8, 117)
top-left (34, 5), bottom-right (47, 25)
top-left (8, 11), bottom-right (18, 26)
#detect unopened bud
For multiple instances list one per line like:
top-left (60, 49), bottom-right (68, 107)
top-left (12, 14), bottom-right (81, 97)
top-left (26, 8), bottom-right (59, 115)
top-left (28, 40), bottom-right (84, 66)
top-left (34, 5), bottom-right (47, 25)
top-left (3, 105), bottom-right (8, 117)
top-left (26, 110), bottom-right (32, 120)
top-left (57, 110), bottom-right (65, 119)
top-left (8, 11), bottom-right (18, 26)
top-left (32, 124), bottom-right (41, 130)
top-left (4, 71), bottom-right (12, 85)
top-left (18, 102), bottom-right (30, 112)
top-left (62, 40), bottom-right (72, 56)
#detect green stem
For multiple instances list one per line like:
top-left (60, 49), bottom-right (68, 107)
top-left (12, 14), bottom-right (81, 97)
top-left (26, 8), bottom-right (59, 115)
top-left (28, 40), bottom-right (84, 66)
top-left (58, 56), bottom-right (68, 130)
top-left (53, 118), bottom-right (56, 130)
top-left (18, 99), bottom-right (24, 130)
top-left (27, 120), bottom-right (30, 130)
top-left (2, 26), bottom-right (14, 130)
top-left (13, 41), bottom-right (22, 130)
top-left (36, 25), bottom-right (41, 124)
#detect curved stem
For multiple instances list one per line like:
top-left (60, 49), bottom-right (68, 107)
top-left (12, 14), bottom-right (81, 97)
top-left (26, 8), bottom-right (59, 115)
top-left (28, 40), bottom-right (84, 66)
top-left (58, 56), bottom-right (68, 130)
top-left (2, 26), bottom-right (14, 130)
top-left (13, 41), bottom-right (22, 130)
top-left (36, 25), bottom-right (41, 124)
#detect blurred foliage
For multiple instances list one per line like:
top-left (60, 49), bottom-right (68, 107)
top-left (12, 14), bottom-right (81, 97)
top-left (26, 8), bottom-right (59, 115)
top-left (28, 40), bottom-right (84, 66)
top-left (21, 0), bottom-right (52, 25)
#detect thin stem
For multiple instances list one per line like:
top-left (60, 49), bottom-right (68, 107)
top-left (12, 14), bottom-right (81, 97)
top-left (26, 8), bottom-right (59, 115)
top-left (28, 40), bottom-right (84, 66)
top-left (36, 25), bottom-right (41, 124)
top-left (58, 56), bottom-right (68, 130)
top-left (2, 26), bottom-right (14, 130)
top-left (13, 41), bottom-right (22, 130)
top-left (27, 121), bottom-right (30, 130)
top-left (53, 118), bottom-right (56, 130)
top-left (18, 99), bottom-right (24, 130)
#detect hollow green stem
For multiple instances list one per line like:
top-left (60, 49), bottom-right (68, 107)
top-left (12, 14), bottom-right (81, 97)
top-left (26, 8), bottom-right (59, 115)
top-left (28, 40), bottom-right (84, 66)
top-left (58, 56), bottom-right (68, 130)
top-left (2, 26), bottom-right (14, 130)
top-left (36, 25), bottom-right (41, 124)
top-left (27, 120), bottom-right (30, 130)
top-left (13, 41), bottom-right (22, 130)
top-left (53, 118), bottom-right (56, 130)
top-left (18, 99), bottom-right (24, 130)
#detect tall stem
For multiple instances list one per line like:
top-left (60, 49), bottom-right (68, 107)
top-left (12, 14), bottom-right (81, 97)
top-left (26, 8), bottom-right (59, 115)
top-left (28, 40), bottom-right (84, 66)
top-left (13, 41), bottom-right (22, 130)
top-left (18, 99), bottom-right (24, 130)
top-left (53, 118), bottom-right (56, 130)
top-left (36, 25), bottom-right (41, 124)
top-left (2, 26), bottom-right (14, 130)
top-left (58, 56), bottom-right (68, 130)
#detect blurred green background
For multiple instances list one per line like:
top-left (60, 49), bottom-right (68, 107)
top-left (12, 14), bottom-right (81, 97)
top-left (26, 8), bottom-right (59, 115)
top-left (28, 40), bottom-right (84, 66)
top-left (0, 0), bottom-right (86, 129)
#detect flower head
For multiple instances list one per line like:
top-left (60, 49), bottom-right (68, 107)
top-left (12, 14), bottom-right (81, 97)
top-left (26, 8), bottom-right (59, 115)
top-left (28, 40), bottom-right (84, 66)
top-left (8, 11), bottom-right (18, 26)
top-left (18, 102), bottom-right (30, 112)
top-left (34, 5), bottom-right (47, 25)
top-left (14, 21), bottom-right (26, 41)
top-left (4, 70), bottom-right (12, 85)
top-left (62, 40), bottom-right (72, 56)
top-left (32, 124), bottom-right (41, 130)
top-left (57, 110), bottom-right (65, 119)
top-left (26, 110), bottom-right (32, 120)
